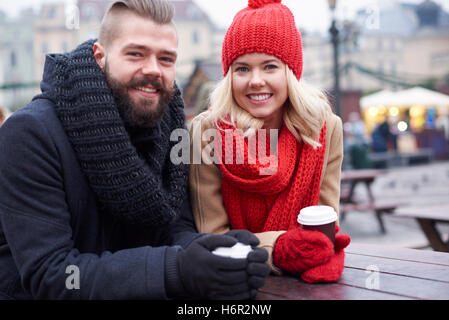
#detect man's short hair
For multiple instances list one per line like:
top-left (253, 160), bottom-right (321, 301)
top-left (98, 0), bottom-right (175, 48)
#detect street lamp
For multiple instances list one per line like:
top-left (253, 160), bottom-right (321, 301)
top-left (328, 0), bottom-right (341, 118)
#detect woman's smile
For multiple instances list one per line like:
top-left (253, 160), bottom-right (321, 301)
top-left (247, 93), bottom-right (273, 105)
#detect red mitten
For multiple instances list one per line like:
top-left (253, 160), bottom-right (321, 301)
top-left (334, 225), bottom-right (351, 252)
top-left (272, 227), bottom-right (334, 275)
top-left (301, 226), bottom-right (351, 283)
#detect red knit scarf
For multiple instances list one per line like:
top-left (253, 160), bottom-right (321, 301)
top-left (217, 122), bottom-right (326, 233)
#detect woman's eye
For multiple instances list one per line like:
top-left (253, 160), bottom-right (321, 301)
top-left (265, 64), bottom-right (278, 70)
top-left (236, 66), bottom-right (249, 72)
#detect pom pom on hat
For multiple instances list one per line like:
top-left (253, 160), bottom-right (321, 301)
top-left (222, 0), bottom-right (303, 79)
top-left (248, 0), bottom-right (282, 9)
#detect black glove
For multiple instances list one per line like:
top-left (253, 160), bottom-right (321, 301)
top-left (224, 229), bottom-right (260, 246)
top-left (177, 234), bottom-right (253, 300)
top-left (224, 230), bottom-right (270, 297)
top-left (247, 248), bottom-right (269, 292)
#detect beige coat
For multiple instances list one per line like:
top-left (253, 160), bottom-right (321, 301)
top-left (189, 110), bottom-right (343, 273)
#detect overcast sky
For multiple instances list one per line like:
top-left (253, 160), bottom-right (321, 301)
top-left (1, 0), bottom-right (449, 32)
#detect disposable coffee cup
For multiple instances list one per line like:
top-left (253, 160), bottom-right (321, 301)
top-left (297, 206), bottom-right (337, 244)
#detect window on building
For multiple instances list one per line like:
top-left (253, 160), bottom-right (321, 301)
top-left (391, 61), bottom-right (397, 75)
top-left (378, 61), bottom-right (384, 73)
top-left (10, 51), bottom-right (17, 68)
top-left (42, 42), bottom-right (48, 55)
top-left (378, 61), bottom-right (384, 85)
top-left (390, 61), bottom-right (397, 90)
top-left (390, 39), bottom-right (396, 51)
top-left (192, 30), bottom-right (199, 44)
top-left (47, 6), bottom-right (56, 19)
top-left (187, 5), bottom-right (201, 19)
top-left (377, 38), bottom-right (383, 51)
top-left (82, 3), bottom-right (99, 20)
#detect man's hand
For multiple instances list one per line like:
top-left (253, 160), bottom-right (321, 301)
top-left (177, 233), bottom-right (268, 299)
top-left (224, 229), bottom-right (260, 247)
top-left (224, 230), bottom-right (270, 296)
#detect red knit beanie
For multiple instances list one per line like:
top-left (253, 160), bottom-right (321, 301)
top-left (222, 0), bottom-right (303, 80)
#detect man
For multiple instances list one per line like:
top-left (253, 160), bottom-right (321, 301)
top-left (0, 0), bottom-right (269, 300)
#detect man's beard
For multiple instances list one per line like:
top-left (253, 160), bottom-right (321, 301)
top-left (104, 64), bottom-right (175, 128)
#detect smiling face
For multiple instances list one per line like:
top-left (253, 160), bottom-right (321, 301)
top-left (231, 53), bottom-right (289, 130)
top-left (93, 10), bottom-right (178, 128)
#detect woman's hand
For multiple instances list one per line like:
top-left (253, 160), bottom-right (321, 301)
top-left (301, 226), bottom-right (351, 283)
top-left (272, 227), bottom-right (335, 275)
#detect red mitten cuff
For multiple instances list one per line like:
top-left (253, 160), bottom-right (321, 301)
top-left (335, 233), bottom-right (351, 252)
top-left (272, 227), bottom-right (334, 275)
top-left (301, 249), bottom-right (345, 283)
top-left (335, 225), bottom-right (351, 252)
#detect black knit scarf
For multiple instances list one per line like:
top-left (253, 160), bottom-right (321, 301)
top-left (49, 39), bottom-right (188, 227)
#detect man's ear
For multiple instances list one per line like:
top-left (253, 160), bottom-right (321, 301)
top-left (93, 42), bottom-right (106, 70)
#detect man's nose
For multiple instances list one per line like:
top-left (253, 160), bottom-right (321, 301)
top-left (249, 70), bottom-right (265, 88)
top-left (141, 56), bottom-right (161, 78)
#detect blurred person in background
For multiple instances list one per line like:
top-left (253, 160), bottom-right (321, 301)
top-left (372, 119), bottom-right (393, 153)
top-left (344, 112), bottom-right (372, 169)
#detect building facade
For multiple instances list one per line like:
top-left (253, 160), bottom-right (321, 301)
top-left (302, 0), bottom-right (449, 94)
top-left (33, 3), bottom-right (79, 85)
top-left (0, 9), bottom-right (37, 111)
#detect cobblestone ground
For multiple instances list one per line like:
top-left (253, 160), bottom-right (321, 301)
top-left (339, 160), bottom-right (449, 249)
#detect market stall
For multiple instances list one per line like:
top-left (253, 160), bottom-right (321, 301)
top-left (360, 87), bottom-right (449, 157)
top-left (361, 87), bottom-right (449, 132)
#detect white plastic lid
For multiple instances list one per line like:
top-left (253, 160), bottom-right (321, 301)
top-left (297, 206), bottom-right (337, 226)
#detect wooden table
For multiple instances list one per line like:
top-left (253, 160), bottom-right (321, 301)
top-left (340, 169), bottom-right (400, 233)
top-left (256, 243), bottom-right (449, 300)
top-left (395, 204), bottom-right (449, 252)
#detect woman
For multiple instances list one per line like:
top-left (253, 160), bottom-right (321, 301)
top-left (189, 0), bottom-right (350, 283)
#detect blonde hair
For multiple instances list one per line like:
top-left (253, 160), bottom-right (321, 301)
top-left (207, 66), bottom-right (332, 149)
top-left (99, 0), bottom-right (175, 47)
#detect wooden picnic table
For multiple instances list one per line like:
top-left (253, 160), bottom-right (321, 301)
top-left (395, 203), bottom-right (449, 252)
top-left (340, 169), bottom-right (388, 203)
top-left (256, 243), bottom-right (449, 300)
top-left (339, 169), bottom-right (400, 233)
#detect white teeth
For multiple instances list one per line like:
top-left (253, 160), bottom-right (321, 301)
top-left (136, 87), bottom-right (157, 93)
top-left (249, 94), bottom-right (271, 101)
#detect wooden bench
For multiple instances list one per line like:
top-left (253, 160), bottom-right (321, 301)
top-left (368, 149), bottom-right (433, 168)
top-left (340, 183), bottom-right (352, 203)
top-left (339, 169), bottom-right (400, 233)
top-left (340, 169), bottom-right (387, 204)
top-left (395, 204), bottom-right (449, 252)
top-left (340, 201), bottom-right (400, 234)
